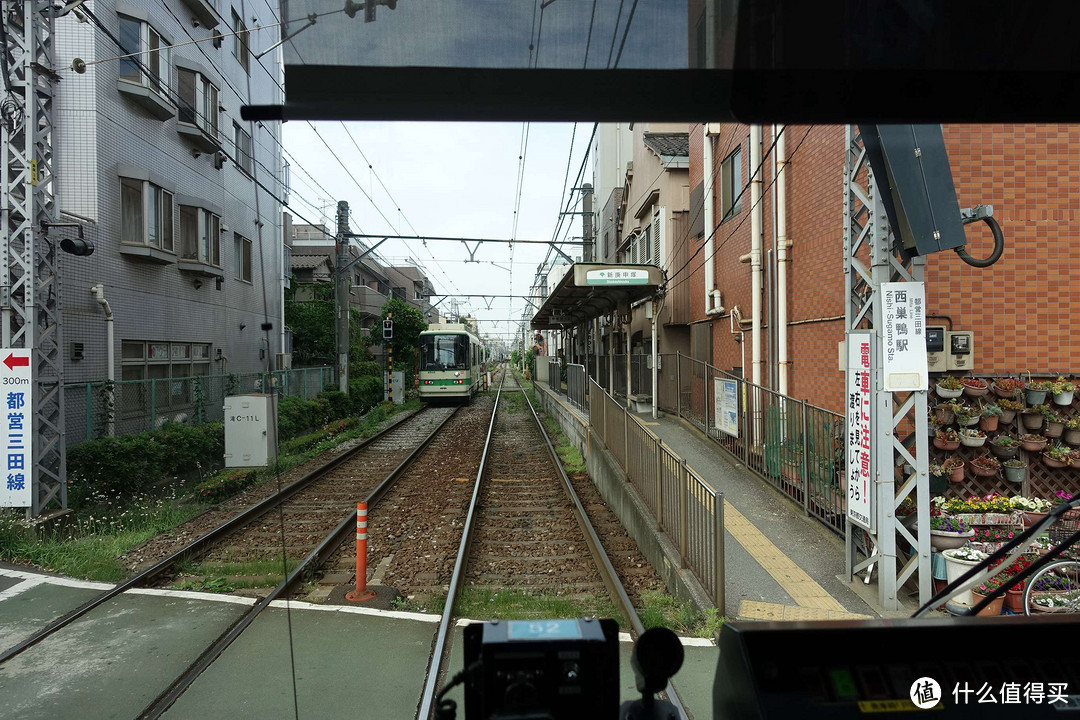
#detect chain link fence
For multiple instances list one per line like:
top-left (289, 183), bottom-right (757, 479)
top-left (65, 366), bottom-right (335, 445)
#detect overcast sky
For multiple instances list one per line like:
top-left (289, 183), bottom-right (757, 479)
top-left (283, 121), bottom-right (591, 346)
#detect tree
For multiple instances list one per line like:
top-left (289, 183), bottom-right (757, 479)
top-left (286, 278), bottom-right (382, 367)
top-left (365, 298), bottom-right (428, 376)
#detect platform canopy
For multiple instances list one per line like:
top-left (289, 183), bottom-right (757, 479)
top-left (530, 264), bottom-right (663, 330)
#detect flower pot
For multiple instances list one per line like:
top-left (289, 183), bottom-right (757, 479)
top-left (989, 441), bottom-right (1019, 458)
top-left (936, 385), bottom-right (963, 399)
top-left (1000, 408), bottom-right (1017, 424)
top-left (1043, 453), bottom-right (1068, 469)
top-left (992, 382), bottom-right (1020, 399)
top-left (970, 462), bottom-right (999, 477)
top-left (1021, 510), bottom-right (1049, 527)
top-left (933, 437), bottom-right (960, 451)
top-left (930, 528), bottom-right (975, 552)
top-left (959, 434), bottom-right (987, 448)
top-left (1025, 387), bottom-right (1049, 405)
top-left (963, 384), bottom-right (989, 398)
top-left (979, 415), bottom-right (999, 432)
top-left (1053, 389), bottom-right (1075, 406)
top-left (971, 590), bottom-right (1004, 616)
top-left (1045, 420), bottom-right (1064, 438)
top-left (950, 464), bottom-right (965, 482)
top-left (1005, 587), bottom-right (1025, 613)
top-left (936, 408), bottom-right (955, 424)
top-left (943, 550), bottom-right (983, 605)
top-left (1064, 428), bottom-right (1080, 446)
top-left (1002, 465), bottom-right (1026, 484)
top-left (1021, 412), bottom-right (1045, 430)
top-left (1020, 435), bottom-right (1047, 452)
top-left (960, 414), bottom-right (980, 427)
top-left (929, 473), bottom-right (948, 494)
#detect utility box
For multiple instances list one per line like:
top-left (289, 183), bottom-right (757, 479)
top-left (925, 325), bottom-right (947, 373)
top-left (224, 394), bottom-right (278, 468)
top-left (946, 330), bottom-right (975, 372)
top-left (384, 371), bottom-right (404, 404)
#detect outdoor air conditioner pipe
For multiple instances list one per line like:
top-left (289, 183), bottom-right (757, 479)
top-left (703, 124), bottom-right (722, 315)
top-left (90, 284), bottom-right (115, 436)
top-left (775, 124), bottom-right (790, 396)
top-left (750, 124), bottom-right (763, 388)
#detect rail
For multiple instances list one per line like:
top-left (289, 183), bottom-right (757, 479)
top-left (590, 378), bottom-right (726, 610)
top-left (0, 404), bottom-right (454, 666)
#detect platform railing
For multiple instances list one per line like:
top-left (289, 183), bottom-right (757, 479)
top-left (547, 359), bottom-right (561, 394)
top-left (565, 363), bottom-right (586, 412)
top-left (590, 378), bottom-right (725, 609)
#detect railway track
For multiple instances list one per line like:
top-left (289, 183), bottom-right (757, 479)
top-left (416, 371), bottom-right (689, 719)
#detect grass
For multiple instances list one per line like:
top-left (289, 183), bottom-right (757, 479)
top-left (395, 588), bottom-right (626, 624)
top-left (0, 397), bottom-right (422, 583)
top-left (639, 589), bottom-right (725, 639)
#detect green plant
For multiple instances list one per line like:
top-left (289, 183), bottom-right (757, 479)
top-left (1066, 418), bottom-right (1080, 431)
top-left (999, 398), bottom-right (1024, 410)
top-left (1036, 404), bottom-right (1060, 420)
top-left (1045, 444), bottom-right (1071, 462)
top-left (940, 456), bottom-right (964, 471)
top-left (991, 435), bottom-right (1018, 447)
top-left (1002, 458), bottom-right (1026, 468)
top-left (961, 377), bottom-right (988, 389)
top-left (93, 380), bottom-right (117, 439)
top-left (959, 428), bottom-right (985, 438)
top-left (937, 376), bottom-right (963, 390)
top-left (1010, 495), bottom-right (1053, 513)
top-left (994, 378), bottom-right (1024, 394)
top-left (194, 468), bottom-right (257, 503)
top-left (935, 428), bottom-right (959, 442)
top-left (1026, 378), bottom-right (1053, 391)
top-left (929, 515), bottom-right (968, 533)
top-left (1050, 376), bottom-right (1076, 395)
top-left (980, 402), bottom-right (1003, 417)
top-left (970, 455), bottom-right (1000, 471)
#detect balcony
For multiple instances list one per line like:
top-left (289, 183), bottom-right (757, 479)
top-left (352, 285), bottom-right (388, 316)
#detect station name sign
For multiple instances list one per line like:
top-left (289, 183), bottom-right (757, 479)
top-left (585, 269), bottom-right (649, 286)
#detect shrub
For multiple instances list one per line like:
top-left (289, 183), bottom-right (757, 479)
top-left (350, 375), bottom-right (383, 412)
top-left (157, 422), bottom-right (223, 476)
top-left (194, 468), bottom-right (258, 503)
top-left (67, 433), bottom-right (167, 496)
top-left (277, 395), bottom-right (313, 441)
top-left (279, 417), bottom-right (360, 455)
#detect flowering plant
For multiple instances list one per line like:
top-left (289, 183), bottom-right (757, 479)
top-left (1009, 496), bottom-right (1052, 513)
top-left (897, 496), bottom-right (917, 516)
top-left (930, 515), bottom-right (969, 533)
top-left (1032, 590), bottom-right (1080, 609)
top-left (943, 547), bottom-right (989, 562)
top-left (974, 574), bottom-right (1005, 596)
top-left (935, 494), bottom-right (1013, 514)
top-left (972, 526), bottom-right (1016, 543)
top-left (938, 376), bottom-right (963, 390)
top-left (1053, 490), bottom-right (1076, 506)
top-left (1031, 571), bottom-right (1077, 592)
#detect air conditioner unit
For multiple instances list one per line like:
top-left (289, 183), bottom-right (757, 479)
top-left (275, 352), bottom-right (292, 370)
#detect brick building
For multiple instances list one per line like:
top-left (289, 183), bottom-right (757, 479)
top-left (682, 124), bottom-right (1080, 414)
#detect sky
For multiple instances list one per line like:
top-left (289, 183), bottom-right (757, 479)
top-left (283, 121), bottom-right (592, 348)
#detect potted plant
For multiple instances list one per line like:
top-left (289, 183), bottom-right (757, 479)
top-left (959, 427), bottom-right (987, 448)
top-left (1043, 443), bottom-right (1071, 469)
top-left (1052, 490), bottom-right (1080, 521)
top-left (936, 375), bottom-right (964, 399)
top-left (1041, 406), bottom-right (1065, 438)
top-left (933, 428), bottom-right (960, 451)
top-left (896, 495), bottom-right (918, 530)
top-left (1011, 495), bottom-right (1053, 526)
top-left (929, 514), bottom-right (975, 552)
top-left (971, 575), bottom-right (1005, 616)
top-left (941, 456), bottom-right (965, 483)
top-left (1020, 404), bottom-right (1047, 431)
top-left (992, 377), bottom-right (1024, 399)
top-left (998, 398), bottom-right (1023, 424)
top-left (979, 402), bottom-right (1003, 432)
top-left (961, 377), bottom-right (989, 398)
top-left (1050, 376), bottom-right (1076, 406)
top-left (954, 406), bottom-right (980, 427)
top-left (942, 547), bottom-right (990, 606)
top-left (989, 434), bottom-right (1020, 458)
top-left (1064, 417), bottom-right (1080, 446)
top-left (1020, 433), bottom-right (1048, 452)
top-left (1024, 378), bottom-right (1053, 405)
top-left (935, 401), bottom-right (960, 425)
top-left (927, 406), bottom-right (939, 436)
top-left (1002, 458), bottom-right (1027, 484)
top-left (1031, 588), bottom-right (1080, 613)
top-left (994, 555), bottom-right (1035, 613)
top-left (969, 454), bottom-right (1000, 477)
top-left (927, 464), bottom-right (949, 494)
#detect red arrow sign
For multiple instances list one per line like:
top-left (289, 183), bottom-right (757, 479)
top-left (4, 354), bottom-right (29, 371)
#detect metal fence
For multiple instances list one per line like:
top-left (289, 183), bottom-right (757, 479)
top-left (65, 366), bottom-right (335, 444)
top-left (666, 353), bottom-right (845, 536)
top-left (547, 359), bottom-right (561, 394)
top-left (589, 378), bottom-right (725, 609)
top-left (565, 363), bottom-right (586, 412)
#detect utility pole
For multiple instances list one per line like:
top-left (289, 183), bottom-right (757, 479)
top-left (335, 201), bottom-right (350, 392)
top-left (1, 1), bottom-right (66, 517)
top-left (581, 183), bottom-right (594, 262)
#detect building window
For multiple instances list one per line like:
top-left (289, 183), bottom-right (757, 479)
top-left (120, 341), bottom-right (211, 415)
top-left (121, 178), bottom-right (173, 251)
top-left (392, 286), bottom-right (406, 301)
top-left (235, 234), bottom-right (252, 282)
top-left (720, 147), bottom-right (742, 221)
top-left (179, 205), bottom-right (221, 265)
top-left (118, 15), bottom-right (170, 97)
top-left (177, 68), bottom-right (219, 138)
top-left (232, 9), bottom-right (250, 74)
top-left (234, 123), bottom-right (253, 174)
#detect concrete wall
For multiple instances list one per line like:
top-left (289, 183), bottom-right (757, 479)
top-left (533, 385), bottom-right (714, 614)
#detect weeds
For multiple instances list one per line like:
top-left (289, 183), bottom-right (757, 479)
top-left (639, 589), bottom-right (725, 638)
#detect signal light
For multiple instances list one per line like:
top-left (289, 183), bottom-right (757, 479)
top-left (60, 237), bottom-right (95, 256)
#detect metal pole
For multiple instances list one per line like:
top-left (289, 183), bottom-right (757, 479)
top-left (651, 300), bottom-right (658, 420)
top-left (655, 442), bottom-right (664, 531)
top-left (625, 318), bottom-right (631, 409)
top-left (678, 460), bottom-right (689, 568)
top-left (715, 493), bottom-right (725, 613)
top-left (335, 200), bottom-right (350, 393)
top-left (800, 401), bottom-right (810, 516)
top-left (676, 350), bottom-right (682, 420)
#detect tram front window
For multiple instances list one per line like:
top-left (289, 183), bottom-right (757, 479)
top-left (421, 335), bottom-right (468, 371)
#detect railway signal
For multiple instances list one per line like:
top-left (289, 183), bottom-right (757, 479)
top-left (383, 318), bottom-right (393, 340)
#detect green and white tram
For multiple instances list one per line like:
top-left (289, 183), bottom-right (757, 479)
top-left (418, 324), bottom-right (485, 401)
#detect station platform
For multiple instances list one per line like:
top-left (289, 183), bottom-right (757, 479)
top-left (535, 384), bottom-right (901, 622)
top-left (0, 565), bottom-right (718, 719)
